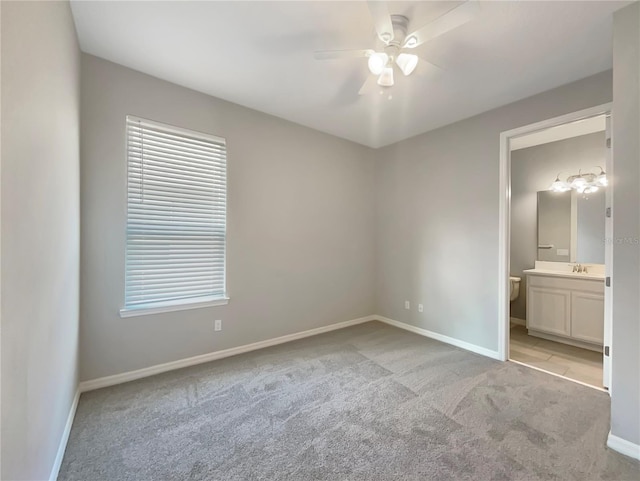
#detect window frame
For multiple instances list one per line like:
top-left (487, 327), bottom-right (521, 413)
top-left (119, 115), bottom-right (229, 318)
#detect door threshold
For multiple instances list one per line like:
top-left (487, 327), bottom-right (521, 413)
top-left (508, 358), bottom-right (608, 394)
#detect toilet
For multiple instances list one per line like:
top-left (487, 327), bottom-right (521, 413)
top-left (510, 276), bottom-right (521, 301)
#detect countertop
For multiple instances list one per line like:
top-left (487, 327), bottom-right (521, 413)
top-left (523, 268), bottom-right (605, 281)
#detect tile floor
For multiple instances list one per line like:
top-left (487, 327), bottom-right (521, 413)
top-left (509, 323), bottom-right (604, 389)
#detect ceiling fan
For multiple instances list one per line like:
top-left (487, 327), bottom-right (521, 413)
top-left (314, 1), bottom-right (479, 93)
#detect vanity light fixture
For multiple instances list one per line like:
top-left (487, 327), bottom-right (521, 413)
top-left (549, 168), bottom-right (607, 194)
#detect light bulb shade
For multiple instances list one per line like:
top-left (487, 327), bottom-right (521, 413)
top-left (396, 53), bottom-right (418, 76)
top-left (571, 176), bottom-right (587, 188)
top-left (583, 185), bottom-right (599, 194)
top-left (377, 67), bottom-right (394, 87)
top-left (550, 180), bottom-right (570, 192)
top-left (368, 53), bottom-right (389, 75)
top-left (596, 173), bottom-right (608, 186)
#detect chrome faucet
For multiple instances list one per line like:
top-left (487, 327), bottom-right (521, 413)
top-left (572, 264), bottom-right (588, 274)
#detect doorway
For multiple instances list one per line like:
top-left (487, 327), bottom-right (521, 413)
top-left (498, 104), bottom-right (613, 392)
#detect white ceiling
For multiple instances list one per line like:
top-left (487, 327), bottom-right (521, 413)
top-left (511, 115), bottom-right (606, 151)
top-left (70, 1), bottom-right (629, 148)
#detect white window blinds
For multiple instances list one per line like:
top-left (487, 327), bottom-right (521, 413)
top-left (124, 116), bottom-right (227, 312)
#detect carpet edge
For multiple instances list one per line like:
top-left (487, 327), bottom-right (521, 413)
top-left (78, 315), bottom-right (377, 393)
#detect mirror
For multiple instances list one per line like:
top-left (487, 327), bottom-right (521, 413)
top-left (537, 190), bottom-right (605, 264)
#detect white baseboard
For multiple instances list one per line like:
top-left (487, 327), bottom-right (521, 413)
top-left (510, 317), bottom-right (526, 327)
top-left (607, 431), bottom-right (640, 460)
top-left (375, 316), bottom-right (501, 360)
top-left (49, 388), bottom-right (81, 481)
top-left (79, 315), bottom-right (376, 392)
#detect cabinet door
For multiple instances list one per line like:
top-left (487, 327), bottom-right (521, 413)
top-left (527, 287), bottom-right (571, 336)
top-left (571, 291), bottom-right (604, 344)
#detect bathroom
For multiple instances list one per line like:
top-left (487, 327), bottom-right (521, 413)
top-left (509, 114), bottom-right (608, 389)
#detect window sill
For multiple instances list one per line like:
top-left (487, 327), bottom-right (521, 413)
top-left (119, 297), bottom-right (229, 318)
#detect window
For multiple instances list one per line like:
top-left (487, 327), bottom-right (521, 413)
top-left (121, 116), bottom-right (227, 317)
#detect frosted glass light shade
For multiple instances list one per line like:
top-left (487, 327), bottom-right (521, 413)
top-left (550, 174), bottom-right (570, 192)
top-left (571, 176), bottom-right (587, 189)
top-left (368, 53), bottom-right (389, 75)
top-left (596, 170), bottom-right (608, 186)
top-left (377, 67), bottom-right (394, 87)
top-left (597, 174), bottom-right (608, 186)
top-left (550, 180), bottom-right (570, 192)
top-left (396, 53), bottom-right (418, 76)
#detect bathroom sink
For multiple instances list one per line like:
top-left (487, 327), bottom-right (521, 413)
top-left (522, 261), bottom-right (605, 280)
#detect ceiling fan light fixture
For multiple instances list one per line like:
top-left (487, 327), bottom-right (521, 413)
top-left (368, 52), bottom-right (389, 75)
top-left (377, 67), bottom-right (394, 87)
top-left (396, 53), bottom-right (418, 76)
top-left (316, 0), bottom-right (481, 94)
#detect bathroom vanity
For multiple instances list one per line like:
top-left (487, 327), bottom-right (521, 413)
top-left (523, 261), bottom-right (604, 351)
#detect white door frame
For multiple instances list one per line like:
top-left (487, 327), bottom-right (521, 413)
top-left (497, 103), bottom-right (613, 390)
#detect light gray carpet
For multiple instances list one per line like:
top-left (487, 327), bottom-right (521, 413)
top-left (60, 321), bottom-right (639, 480)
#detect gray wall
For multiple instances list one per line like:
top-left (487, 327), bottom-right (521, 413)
top-left (375, 71), bottom-right (612, 354)
top-left (1, 1), bottom-right (80, 480)
top-left (611, 1), bottom-right (640, 448)
top-left (80, 55), bottom-right (376, 381)
top-left (510, 132), bottom-right (606, 319)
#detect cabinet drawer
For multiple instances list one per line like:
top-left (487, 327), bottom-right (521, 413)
top-left (527, 274), bottom-right (604, 294)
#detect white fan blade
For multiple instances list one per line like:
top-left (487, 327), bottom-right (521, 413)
top-left (403, 0), bottom-right (479, 49)
top-left (358, 75), bottom-right (379, 96)
top-left (314, 49), bottom-right (374, 60)
top-left (367, 1), bottom-right (394, 44)
top-left (414, 58), bottom-right (443, 78)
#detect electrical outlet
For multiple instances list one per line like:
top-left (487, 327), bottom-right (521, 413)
top-left (404, 301), bottom-right (410, 310)
top-left (418, 304), bottom-right (424, 313)
top-left (214, 319), bottom-right (222, 331)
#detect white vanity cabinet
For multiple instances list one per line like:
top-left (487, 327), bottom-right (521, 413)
top-left (525, 271), bottom-right (604, 350)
